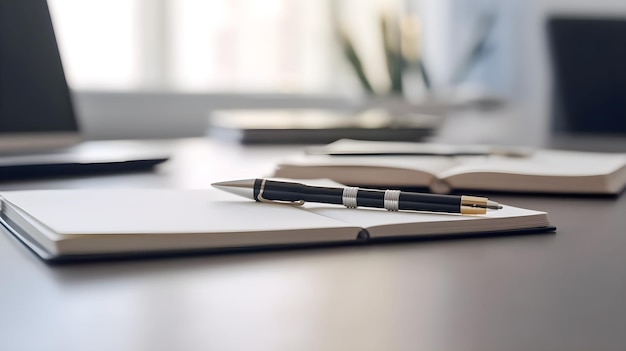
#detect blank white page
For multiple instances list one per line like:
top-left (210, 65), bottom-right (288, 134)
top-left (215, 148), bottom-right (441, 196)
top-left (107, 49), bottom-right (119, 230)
top-left (438, 150), bottom-right (626, 178)
top-left (1, 189), bottom-right (357, 235)
top-left (307, 204), bottom-right (549, 238)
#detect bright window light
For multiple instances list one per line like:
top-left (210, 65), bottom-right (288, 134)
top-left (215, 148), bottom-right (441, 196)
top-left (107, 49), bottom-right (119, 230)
top-left (48, 0), bottom-right (337, 93)
top-left (48, 0), bottom-right (141, 90)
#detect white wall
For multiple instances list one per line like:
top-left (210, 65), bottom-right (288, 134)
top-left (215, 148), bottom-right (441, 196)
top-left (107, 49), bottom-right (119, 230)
top-left (540, 0), bottom-right (626, 14)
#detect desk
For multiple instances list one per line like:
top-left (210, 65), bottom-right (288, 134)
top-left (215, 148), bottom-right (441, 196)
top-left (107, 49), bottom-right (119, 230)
top-left (1, 138), bottom-right (625, 351)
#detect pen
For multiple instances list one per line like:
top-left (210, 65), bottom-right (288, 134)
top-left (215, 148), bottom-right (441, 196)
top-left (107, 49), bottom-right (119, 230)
top-left (212, 178), bottom-right (503, 215)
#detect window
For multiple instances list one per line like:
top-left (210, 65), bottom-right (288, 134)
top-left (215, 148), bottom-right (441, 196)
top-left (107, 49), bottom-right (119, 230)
top-left (48, 0), bottom-right (141, 90)
top-left (48, 0), bottom-right (340, 93)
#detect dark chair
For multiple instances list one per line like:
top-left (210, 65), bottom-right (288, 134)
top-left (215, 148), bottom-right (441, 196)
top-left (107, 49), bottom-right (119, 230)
top-left (547, 17), bottom-right (626, 134)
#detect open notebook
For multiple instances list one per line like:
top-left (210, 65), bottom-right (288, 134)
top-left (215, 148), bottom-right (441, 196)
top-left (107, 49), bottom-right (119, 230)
top-left (273, 139), bottom-right (626, 195)
top-left (0, 189), bottom-right (554, 261)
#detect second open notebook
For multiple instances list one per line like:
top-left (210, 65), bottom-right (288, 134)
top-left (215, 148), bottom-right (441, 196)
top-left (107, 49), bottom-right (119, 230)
top-left (273, 139), bottom-right (626, 195)
top-left (0, 189), bottom-right (554, 261)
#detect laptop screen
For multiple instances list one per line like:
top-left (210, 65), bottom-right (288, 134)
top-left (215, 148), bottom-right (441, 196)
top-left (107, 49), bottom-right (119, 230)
top-left (0, 0), bottom-right (79, 150)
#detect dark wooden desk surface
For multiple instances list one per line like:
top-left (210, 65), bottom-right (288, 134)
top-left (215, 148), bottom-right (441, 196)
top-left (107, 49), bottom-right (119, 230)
top-left (1, 138), bottom-right (625, 351)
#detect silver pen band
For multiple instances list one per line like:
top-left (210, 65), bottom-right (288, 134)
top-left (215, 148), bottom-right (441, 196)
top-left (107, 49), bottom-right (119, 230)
top-left (342, 186), bottom-right (359, 208)
top-left (384, 190), bottom-right (401, 211)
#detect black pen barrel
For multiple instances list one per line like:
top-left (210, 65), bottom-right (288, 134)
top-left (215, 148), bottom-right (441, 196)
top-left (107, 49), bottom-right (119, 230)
top-left (399, 191), bottom-right (460, 205)
top-left (399, 201), bottom-right (460, 213)
top-left (258, 179), bottom-right (463, 213)
top-left (356, 189), bottom-right (460, 213)
top-left (257, 179), bottom-right (344, 205)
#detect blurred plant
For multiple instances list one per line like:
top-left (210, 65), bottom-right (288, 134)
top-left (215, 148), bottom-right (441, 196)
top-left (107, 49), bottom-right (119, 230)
top-left (338, 9), bottom-right (495, 96)
top-left (338, 31), bottom-right (374, 94)
top-left (450, 10), bottom-right (497, 85)
top-left (399, 13), bottom-right (430, 91)
top-left (381, 13), bottom-right (404, 94)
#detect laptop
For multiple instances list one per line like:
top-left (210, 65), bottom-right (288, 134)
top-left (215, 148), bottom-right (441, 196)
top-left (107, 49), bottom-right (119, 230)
top-left (0, 0), bottom-right (169, 179)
